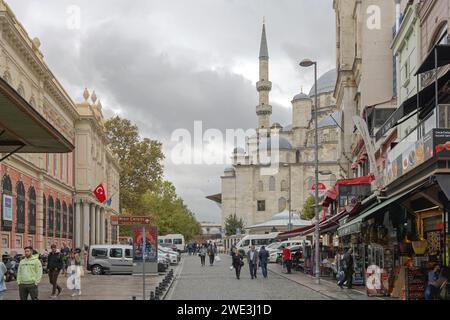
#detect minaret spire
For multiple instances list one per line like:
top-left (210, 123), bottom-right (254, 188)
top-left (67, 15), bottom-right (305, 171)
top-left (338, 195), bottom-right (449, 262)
top-left (256, 20), bottom-right (272, 130)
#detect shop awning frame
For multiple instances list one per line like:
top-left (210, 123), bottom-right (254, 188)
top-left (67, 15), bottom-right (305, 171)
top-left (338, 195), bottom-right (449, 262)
top-left (415, 44), bottom-right (450, 76)
top-left (0, 75), bottom-right (74, 160)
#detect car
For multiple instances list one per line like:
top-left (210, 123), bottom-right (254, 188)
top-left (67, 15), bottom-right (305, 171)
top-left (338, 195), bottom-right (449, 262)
top-left (158, 249), bottom-right (178, 265)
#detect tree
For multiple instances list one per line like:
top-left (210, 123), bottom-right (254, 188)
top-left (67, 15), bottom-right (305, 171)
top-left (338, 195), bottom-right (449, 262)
top-left (302, 195), bottom-right (316, 220)
top-left (224, 213), bottom-right (245, 236)
top-left (104, 116), bottom-right (164, 213)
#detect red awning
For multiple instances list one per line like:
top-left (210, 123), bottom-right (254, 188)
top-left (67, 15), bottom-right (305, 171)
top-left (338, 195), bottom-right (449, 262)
top-left (277, 225), bottom-right (315, 239)
top-left (336, 176), bottom-right (373, 186)
top-left (321, 186), bottom-right (337, 207)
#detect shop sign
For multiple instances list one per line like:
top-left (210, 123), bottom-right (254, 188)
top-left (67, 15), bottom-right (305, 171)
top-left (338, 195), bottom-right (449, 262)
top-left (434, 129), bottom-right (450, 158)
top-left (2, 194), bottom-right (12, 221)
top-left (365, 265), bottom-right (389, 296)
top-left (132, 226), bottom-right (157, 263)
top-left (110, 216), bottom-right (152, 226)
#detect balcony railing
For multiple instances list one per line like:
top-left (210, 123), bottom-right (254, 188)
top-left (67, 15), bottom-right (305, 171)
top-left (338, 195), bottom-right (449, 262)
top-left (383, 104), bottom-right (450, 186)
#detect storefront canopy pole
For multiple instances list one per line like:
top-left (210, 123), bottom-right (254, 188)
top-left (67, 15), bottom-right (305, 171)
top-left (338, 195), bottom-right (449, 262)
top-left (435, 48), bottom-right (439, 127)
top-left (0, 144), bottom-right (24, 162)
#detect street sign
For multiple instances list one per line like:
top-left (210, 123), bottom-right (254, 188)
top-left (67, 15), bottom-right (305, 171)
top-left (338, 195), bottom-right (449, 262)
top-left (110, 216), bottom-right (152, 226)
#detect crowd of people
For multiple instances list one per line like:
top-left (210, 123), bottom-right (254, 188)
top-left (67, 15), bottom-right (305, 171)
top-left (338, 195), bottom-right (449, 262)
top-left (0, 242), bottom-right (86, 300)
top-left (230, 245), bottom-right (269, 280)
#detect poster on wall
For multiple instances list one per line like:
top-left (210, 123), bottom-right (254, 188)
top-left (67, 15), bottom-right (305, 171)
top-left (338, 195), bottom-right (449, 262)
top-left (133, 226), bottom-right (157, 262)
top-left (434, 129), bottom-right (450, 158)
top-left (2, 194), bottom-right (12, 221)
top-left (365, 265), bottom-right (389, 296)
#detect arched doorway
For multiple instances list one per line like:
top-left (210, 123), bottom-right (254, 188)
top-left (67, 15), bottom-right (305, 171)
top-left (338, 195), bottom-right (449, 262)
top-left (28, 187), bottom-right (36, 235)
top-left (1, 175), bottom-right (12, 231)
top-left (16, 181), bottom-right (25, 233)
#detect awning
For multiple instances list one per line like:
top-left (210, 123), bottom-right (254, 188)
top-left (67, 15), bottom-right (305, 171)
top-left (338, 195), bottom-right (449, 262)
top-left (337, 187), bottom-right (416, 237)
top-left (277, 225), bottom-right (315, 239)
top-left (436, 174), bottom-right (450, 203)
top-left (206, 193), bottom-right (222, 204)
top-left (0, 76), bottom-right (74, 158)
top-left (415, 44), bottom-right (450, 75)
top-left (335, 176), bottom-right (373, 186)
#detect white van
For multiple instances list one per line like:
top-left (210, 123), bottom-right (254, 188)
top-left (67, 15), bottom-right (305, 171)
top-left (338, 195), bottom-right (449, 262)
top-left (235, 233), bottom-right (279, 252)
top-left (158, 234), bottom-right (185, 252)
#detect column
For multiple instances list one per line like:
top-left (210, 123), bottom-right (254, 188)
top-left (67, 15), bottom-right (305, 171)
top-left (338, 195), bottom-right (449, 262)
top-left (75, 200), bottom-right (81, 248)
top-left (90, 204), bottom-right (95, 245)
top-left (95, 206), bottom-right (100, 244)
top-left (83, 201), bottom-right (90, 247)
top-left (100, 208), bottom-right (105, 244)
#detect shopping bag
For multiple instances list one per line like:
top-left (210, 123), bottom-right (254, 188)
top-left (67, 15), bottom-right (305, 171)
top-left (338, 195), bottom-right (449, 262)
top-left (215, 255), bottom-right (221, 262)
top-left (229, 266), bottom-right (234, 271)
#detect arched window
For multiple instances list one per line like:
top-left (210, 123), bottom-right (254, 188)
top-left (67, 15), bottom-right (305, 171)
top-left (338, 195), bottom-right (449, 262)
top-left (55, 200), bottom-right (61, 237)
top-left (258, 181), bottom-right (264, 192)
top-left (278, 197), bottom-right (287, 212)
top-left (28, 187), bottom-right (36, 235)
top-left (62, 202), bottom-right (68, 238)
top-left (16, 181), bottom-right (25, 233)
top-left (69, 205), bottom-right (74, 240)
top-left (281, 180), bottom-right (288, 191)
top-left (43, 195), bottom-right (47, 236)
top-left (269, 176), bottom-right (276, 191)
top-left (1, 175), bottom-right (12, 231)
top-left (48, 196), bottom-right (54, 237)
top-left (296, 150), bottom-right (301, 163)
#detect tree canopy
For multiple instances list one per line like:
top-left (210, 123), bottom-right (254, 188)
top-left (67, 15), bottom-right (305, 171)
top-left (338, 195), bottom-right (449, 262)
top-left (301, 195), bottom-right (316, 220)
top-left (224, 213), bottom-right (245, 236)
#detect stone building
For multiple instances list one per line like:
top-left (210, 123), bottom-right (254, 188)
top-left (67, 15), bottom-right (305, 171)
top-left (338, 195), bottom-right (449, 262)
top-left (0, 0), bottom-right (120, 254)
top-left (216, 23), bottom-right (344, 231)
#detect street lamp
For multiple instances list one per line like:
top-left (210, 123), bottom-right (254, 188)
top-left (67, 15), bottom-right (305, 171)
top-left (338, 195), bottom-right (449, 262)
top-left (300, 58), bottom-right (320, 285)
top-left (283, 163), bottom-right (292, 231)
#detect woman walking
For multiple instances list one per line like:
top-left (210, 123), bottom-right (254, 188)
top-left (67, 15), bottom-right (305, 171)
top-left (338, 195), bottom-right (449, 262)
top-left (199, 245), bottom-right (207, 267)
top-left (66, 251), bottom-right (83, 297)
top-left (231, 248), bottom-right (244, 280)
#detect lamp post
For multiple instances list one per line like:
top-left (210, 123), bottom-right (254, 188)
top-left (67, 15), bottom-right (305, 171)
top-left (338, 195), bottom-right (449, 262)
top-left (283, 163), bottom-right (292, 231)
top-left (300, 58), bottom-right (320, 284)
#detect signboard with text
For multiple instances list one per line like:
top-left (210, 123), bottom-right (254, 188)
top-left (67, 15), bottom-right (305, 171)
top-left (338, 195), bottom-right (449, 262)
top-left (2, 194), bottom-right (12, 221)
top-left (111, 216), bottom-right (152, 226)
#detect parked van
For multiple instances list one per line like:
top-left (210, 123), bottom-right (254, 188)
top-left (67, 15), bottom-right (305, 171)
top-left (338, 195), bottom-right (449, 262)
top-left (88, 245), bottom-right (134, 275)
top-left (158, 234), bottom-right (185, 252)
top-left (235, 233), bottom-right (279, 252)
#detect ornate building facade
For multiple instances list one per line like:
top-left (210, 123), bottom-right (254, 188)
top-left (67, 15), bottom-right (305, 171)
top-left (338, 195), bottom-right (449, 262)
top-left (218, 23), bottom-right (344, 231)
top-left (0, 1), bottom-right (120, 254)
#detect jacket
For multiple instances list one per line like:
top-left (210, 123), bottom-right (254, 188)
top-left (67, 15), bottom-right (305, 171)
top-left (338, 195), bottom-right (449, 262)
top-left (17, 254), bottom-right (42, 285)
top-left (47, 252), bottom-right (63, 270)
top-left (282, 248), bottom-right (291, 261)
top-left (258, 249), bottom-right (269, 264)
top-left (247, 250), bottom-right (259, 265)
top-left (342, 253), bottom-right (354, 272)
top-left (232, 253), bottom-right (243, 268)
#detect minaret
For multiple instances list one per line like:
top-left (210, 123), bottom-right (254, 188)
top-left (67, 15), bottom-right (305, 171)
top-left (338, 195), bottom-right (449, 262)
top-left (256, 20), bottom-right (272, 131)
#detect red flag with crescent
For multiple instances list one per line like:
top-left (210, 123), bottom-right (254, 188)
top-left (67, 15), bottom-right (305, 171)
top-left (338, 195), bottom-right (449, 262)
top-left (93, 183), bottom-right (106, 203)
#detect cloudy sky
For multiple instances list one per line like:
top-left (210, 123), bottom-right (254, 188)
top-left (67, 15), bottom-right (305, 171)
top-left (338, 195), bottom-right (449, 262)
top-left (9, 0), bottom-right (336, 223)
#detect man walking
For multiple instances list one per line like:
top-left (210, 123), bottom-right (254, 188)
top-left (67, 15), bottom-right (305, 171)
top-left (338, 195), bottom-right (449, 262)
top-left (338, 248), bottom-right (354, 289)
top-left (282, 246), bottom-right (292, 274)
top-left (17, 246), bottom-right (42, 300)
top-left (47, 244), bottom-right (63, 298)
top-left (247, 245), bottom-right (259, 279)
top-left (258, 246), bottom-right (269, 278)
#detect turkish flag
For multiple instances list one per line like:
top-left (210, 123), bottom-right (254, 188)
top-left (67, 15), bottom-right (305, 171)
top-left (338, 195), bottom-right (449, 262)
top-left (93, 183), bottom-right (106, 203)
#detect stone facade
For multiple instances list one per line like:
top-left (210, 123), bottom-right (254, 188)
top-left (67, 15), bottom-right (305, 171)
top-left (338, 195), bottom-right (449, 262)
top-left (0, 1), bottom-right (120, 254)
top-left (219, 24), bottom-right (343, 230)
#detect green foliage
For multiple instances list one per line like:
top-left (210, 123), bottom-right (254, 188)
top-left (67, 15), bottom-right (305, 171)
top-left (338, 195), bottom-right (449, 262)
top-left (224, 213), bottom-right (245, 236)
top-left (301, 195), bottom-right (316, 220)
top-left (104, 116), bottom-right (201, 240)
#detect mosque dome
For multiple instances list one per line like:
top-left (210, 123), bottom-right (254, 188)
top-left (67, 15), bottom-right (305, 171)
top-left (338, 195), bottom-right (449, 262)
top-left (272, 210), bottom-right (301, 221)
top-left (318, 111), bottom-right (340, 128)
top-left (292, 92), bottom-right (310, 102)
top-left (259, 136), bottom-right (293, 150)
top-left (309, 69), bottom-right (337, 97)
top-left (271, 123), bottom-right (283, 129)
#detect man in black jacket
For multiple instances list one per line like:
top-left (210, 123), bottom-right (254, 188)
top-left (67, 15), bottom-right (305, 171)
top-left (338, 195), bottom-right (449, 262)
top-left (47, 244), bottom-right (63, 297)
top-left (258, 246), bottom-right (269, 278)
top-left (338, 248), bottom-right (354, 289)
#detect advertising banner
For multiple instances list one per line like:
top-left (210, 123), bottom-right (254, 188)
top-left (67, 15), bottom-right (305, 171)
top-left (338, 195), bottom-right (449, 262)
top-left (365, 265), bottom-right (390, 297)
top-left (2, 194), bottom-right (12, 221)
top-left (133, 226), bottom-right (157, 262)
top-left (434, 129), bottom-right (450, 158)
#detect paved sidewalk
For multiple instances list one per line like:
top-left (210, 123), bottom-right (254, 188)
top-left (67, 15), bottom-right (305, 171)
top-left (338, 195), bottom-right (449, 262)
top-left (268, 263), bottom-right (394, 300)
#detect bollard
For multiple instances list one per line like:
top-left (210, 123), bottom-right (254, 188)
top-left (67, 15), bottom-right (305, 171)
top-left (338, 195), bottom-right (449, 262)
top-left (150, 291), bottom-right (155, 300)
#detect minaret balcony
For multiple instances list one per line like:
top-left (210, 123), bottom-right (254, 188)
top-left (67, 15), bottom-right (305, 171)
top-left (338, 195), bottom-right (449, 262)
top-left (257, 80), bottom-right (272, 91)
top-left (256, 104), bottom-right (272, 115)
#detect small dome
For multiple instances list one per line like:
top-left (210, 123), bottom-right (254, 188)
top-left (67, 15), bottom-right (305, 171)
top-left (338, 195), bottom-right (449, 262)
top-left (282, 124), bottom-right (293, 132)
top-left (318, 111), bottom-right (340, 129)
top-left (309, 69), bottom-right (337, 97)
top-left (292, 92), bottom-right (310, 102)
top-left (271, 123), bottom-right (283, 129)
top-left (259, 136), bottom-right (293, 150)
top-left (272, 210), bottom-right (301, 221)
top-left (224, 167), bottom-right (235, 173)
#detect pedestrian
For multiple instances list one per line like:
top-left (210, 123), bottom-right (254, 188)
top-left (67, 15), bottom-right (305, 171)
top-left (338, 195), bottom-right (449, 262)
top-left (282, 246), bottom-right (292, 274)
top-left (60, 242), bottom-right (70, 276)
top-left (246, 245), bottom-right (258, 279)
top-left (231, 248), bottom-right (244, 280)
top-left (17, 246), bottom-right (42, 300)
top-left (199, 245), bottom-right (207, 267)
top-left (0, 259), bottom-right (7, 300)
top-left (338, 248), bottom-right (354, 289)
top-left (47, 244), bottom-right (63, 298)
top-left (258, 246), bottom-right (269, 278)
top-left (207, 243), bottom-right (215, 266)
top-left (66, 251), bottom-right (83, 297)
